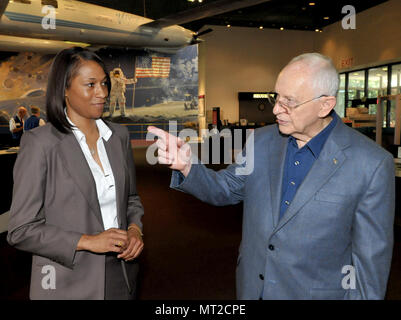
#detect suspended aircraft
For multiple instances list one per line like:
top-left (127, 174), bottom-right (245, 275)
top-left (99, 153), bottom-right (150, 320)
top-left (0, 0), bottom-right (270, 53)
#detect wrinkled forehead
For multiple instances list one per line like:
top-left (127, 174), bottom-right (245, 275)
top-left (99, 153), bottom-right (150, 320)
top-left (275, 62), bottom-right (314, 97)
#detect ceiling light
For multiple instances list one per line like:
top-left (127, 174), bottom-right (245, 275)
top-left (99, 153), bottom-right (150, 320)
top-left (319, 30), bottom-right (323, 32)
top-left (198, 0), bottom-right (203, 2)
top-left (382, 67), bottom-right (388, 71)
top-left (227, 24), bottom-right (231, 28)
top-left (187, 0), bottom-right (195, 2)
top-left (280, 27), bottom-right (284, 31)
top-left (315, 29), bottom-right (319, 32)
top-left (353, 73), bottom-right (359, 76)
top-left (324, 17), bottom-right (329, 20)
top-left (309, 2), bottom-right (315, 6)
top-left (259, 26), bottom-right (263, 30)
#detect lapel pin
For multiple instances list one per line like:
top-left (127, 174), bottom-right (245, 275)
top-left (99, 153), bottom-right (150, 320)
top-left (333, 158), bottom-right (338, 165)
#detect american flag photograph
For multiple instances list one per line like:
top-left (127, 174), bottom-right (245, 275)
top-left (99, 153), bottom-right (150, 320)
top-left (136, 56), bottom-right (171, 78)
top-left (97, 44), bottom-right (198, 131)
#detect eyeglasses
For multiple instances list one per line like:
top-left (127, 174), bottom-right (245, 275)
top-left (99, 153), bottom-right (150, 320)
top-left (268, 92), bottom-right (328, 113)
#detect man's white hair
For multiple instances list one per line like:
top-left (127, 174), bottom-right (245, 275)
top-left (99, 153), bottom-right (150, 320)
top-left (289, 53), bottom-right (339, 97)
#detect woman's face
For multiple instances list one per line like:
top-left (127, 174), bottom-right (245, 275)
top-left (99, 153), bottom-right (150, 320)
top-left (64, 59), bottom-right (108, 122)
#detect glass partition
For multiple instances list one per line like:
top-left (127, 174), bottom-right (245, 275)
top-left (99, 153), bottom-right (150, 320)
top-left (368, 67), bottom-right (388, 98)
top-left (348, 71), bottom-right (365, 106)
top-left (340, 61), bottom-right (401, 144)
top-left (335, 74), bottom-right (346, 117)
top-left (391, 64), bottom-right (401, 95)
top-left (389, 100), bottom-right (397, 127)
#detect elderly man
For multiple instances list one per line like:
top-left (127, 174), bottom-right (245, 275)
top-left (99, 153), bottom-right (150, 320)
top-left (148, 53), bottom-right (395, 300)
top-left (9, 106), bottom-right (27, 146)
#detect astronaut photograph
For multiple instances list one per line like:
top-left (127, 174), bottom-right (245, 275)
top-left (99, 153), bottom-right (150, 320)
top-left (0, 45), bottom-right (199, 141)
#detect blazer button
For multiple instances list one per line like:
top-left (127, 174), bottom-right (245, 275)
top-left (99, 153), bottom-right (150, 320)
top-left (259, 274), bottom-right (264, 280)
top-left (268, 244), bottom-right (275, 251)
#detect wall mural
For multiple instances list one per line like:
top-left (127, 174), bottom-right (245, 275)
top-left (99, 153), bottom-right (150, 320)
top-left (0, 45), bottom-right (199, 140)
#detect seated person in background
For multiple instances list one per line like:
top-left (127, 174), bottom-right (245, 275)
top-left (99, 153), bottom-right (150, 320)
top-left (9, 106), bottom-right (27, 146)
top-left (24, 106), bottom-right (46, 131)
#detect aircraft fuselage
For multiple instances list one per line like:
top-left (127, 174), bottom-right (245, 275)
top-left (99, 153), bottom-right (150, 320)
top-left (0, 0), bottom-right (195, 52)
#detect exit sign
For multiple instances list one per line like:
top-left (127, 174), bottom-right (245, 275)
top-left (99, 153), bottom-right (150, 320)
top-left (341, 57), bottom-right (354, 68)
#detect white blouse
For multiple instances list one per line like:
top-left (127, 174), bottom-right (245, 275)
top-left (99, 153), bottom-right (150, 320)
top-left (68, 116), bottom-right (118, 230)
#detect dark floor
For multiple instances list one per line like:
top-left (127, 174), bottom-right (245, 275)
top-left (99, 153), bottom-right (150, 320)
top-left (0, 147), bottom-right (400, 300)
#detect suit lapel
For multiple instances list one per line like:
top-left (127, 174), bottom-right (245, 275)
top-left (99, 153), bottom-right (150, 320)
top-left (272, 120), bottom-right (350, 234)
top-left (268, 129), bottom-right (288, 228)
top-left (57, 132), bottom-right (104, 229)
top-left (103, 132), bottom-right (127, 229)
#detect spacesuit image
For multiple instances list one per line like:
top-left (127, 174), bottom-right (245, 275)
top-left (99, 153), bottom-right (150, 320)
top-left (109, 68), bottom-right (136, 117)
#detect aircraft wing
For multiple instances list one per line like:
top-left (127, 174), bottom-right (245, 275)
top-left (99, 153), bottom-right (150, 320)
top-left (0, 0), bottom-right (9, 19)
top-left (0, 35), bottom-right (92, 53)
top-left (141, 0), bottom-right (271, 29)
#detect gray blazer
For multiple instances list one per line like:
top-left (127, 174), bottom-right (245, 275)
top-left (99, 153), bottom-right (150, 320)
top-left (171, 114), bottom-right (395, 299)
top-left (7, 121), bottom-right (144, 299)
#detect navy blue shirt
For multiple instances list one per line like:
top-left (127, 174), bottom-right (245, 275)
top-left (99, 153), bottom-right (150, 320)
top-left (279, 112), bottom-right (338, 221)
top-left (24, 115), bottom-right (40, 131)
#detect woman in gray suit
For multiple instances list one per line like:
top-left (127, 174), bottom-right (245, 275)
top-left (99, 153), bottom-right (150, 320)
top-left (7, 47), bottom-right (144, 300)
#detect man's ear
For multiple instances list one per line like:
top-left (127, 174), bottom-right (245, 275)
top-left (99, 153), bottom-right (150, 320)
top-left (318, 96), bottom-right (337, 118)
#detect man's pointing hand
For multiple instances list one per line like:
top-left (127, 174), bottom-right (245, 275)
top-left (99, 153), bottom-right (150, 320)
top-left (147, 126), bottom-right (192, 177)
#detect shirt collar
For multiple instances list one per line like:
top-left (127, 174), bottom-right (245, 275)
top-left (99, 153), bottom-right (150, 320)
top-left (65, 109), bottom-right (112, 142)
top-left (289, 111), bottom-right (338, 158)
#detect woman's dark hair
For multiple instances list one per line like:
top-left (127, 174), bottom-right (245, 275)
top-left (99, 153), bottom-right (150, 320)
top-left (46, 47), bottom-right (111, 133)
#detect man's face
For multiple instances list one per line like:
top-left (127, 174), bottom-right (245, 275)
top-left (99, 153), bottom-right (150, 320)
top-left (18, 107), bottom-right (27, 118)
top-left (273, 62), bottom-right (324, 140)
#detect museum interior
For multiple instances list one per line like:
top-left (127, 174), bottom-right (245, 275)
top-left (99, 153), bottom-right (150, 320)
top-left (0, 0), bottom-right (401, 300)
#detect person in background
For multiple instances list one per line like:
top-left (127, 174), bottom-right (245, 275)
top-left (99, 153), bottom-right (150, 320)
top-left (7, 47), bottom-right (144, 300)
top-left (24, 106), bottom-right (46, 131)
top-left (148, 53), bottom-right (395, 300)
top-left (9, 106), bottom-right (27, 146)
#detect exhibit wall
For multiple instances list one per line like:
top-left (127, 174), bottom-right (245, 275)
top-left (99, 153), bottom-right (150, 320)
top-left (199, 0), bottom-right (401, 124)
top-left (0, 52), bottom-right (51, 122)
top-left (0, 45), bottom-right (199, 140)
top-left (315, 0), bottom-right (401, 71)
top-left (198, 25), bottom-right (316, 124)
